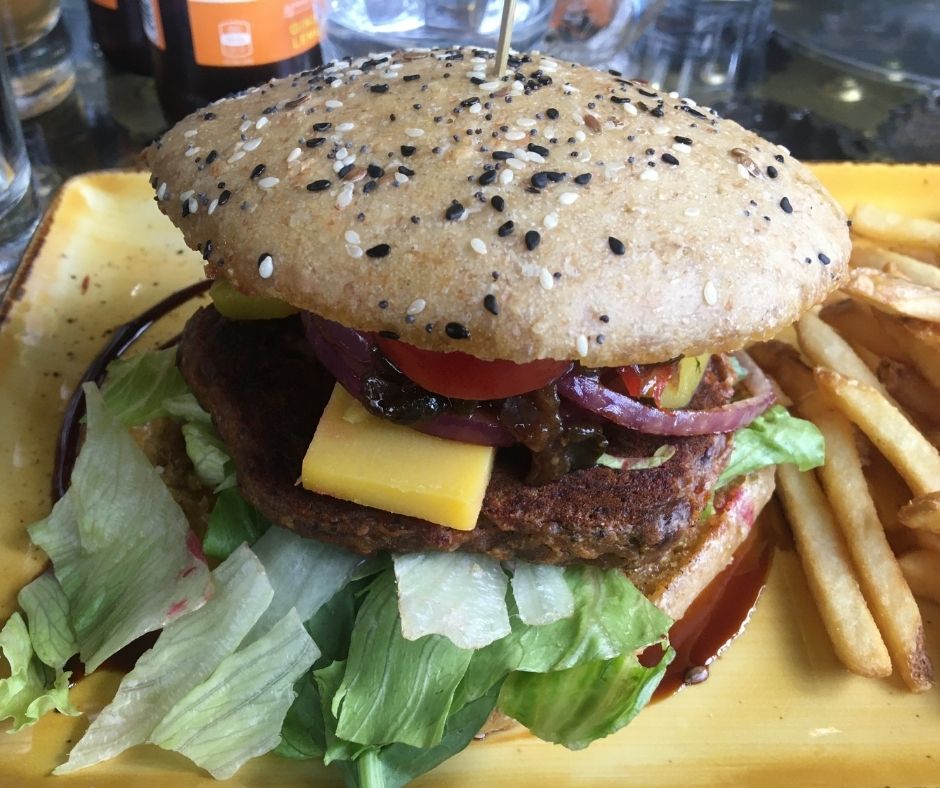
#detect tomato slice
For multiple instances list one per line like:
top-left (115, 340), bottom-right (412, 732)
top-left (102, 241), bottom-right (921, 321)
top-left (619, 362), bottom-right (679, 405)
top-left (376, 338), bottom-right (571, 400)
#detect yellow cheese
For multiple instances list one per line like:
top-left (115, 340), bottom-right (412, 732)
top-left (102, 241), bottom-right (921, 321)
top-left (301, 384), bottom-right (495, 530)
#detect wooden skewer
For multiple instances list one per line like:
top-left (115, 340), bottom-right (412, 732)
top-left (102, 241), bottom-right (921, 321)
top-left (492, 0), bottom-right (518, 78)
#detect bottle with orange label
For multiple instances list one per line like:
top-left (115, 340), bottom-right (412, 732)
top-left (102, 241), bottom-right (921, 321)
top-left (87, 0), bottom-right (151, 75)
top-left (139, 0), bottom-right (323, 122)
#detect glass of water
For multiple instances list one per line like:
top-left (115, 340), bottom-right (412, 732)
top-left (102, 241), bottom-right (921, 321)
top-left (0, 49), bottom-right (35, 279)
top-left (322, 0), bottom-right (557, 61)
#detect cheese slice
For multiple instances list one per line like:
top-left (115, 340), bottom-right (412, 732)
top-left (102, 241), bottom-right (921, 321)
top-left (301, 384), bottom-right (496, 530)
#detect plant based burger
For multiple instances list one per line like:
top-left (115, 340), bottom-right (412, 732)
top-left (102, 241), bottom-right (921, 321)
top-left (4, 47), bottom-right (849, 785)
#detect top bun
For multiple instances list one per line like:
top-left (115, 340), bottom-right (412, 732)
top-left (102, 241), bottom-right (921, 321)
top-left (145, 46), bottom-right (849, 365)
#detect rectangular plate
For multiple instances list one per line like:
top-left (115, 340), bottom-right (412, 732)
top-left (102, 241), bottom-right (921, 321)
top-left (1, 166), bottom-right (939, 786)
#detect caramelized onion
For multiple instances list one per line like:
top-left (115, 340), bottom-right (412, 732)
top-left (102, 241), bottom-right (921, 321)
top-left (557, 353), bottom-right (774, 436)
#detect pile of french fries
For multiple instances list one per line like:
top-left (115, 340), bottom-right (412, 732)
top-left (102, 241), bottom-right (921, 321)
top-left (752, 203), bottom-right (940, 692)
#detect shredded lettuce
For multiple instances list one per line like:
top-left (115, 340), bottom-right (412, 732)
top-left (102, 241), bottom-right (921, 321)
top-left (100, 348), bottom-right (191, 426)
top-left (718, 404), bottom-right (825, 487)
top-left (17, 572), bottom-right (77, 671)
top-left (181, 421), bottom-right (232, 490)
top-left (202, 488), bottom-right (271, 560)
top-left (596, 444), bottom-right (676, 471)
top-left (0, 612), bottom-right (78, 732)
top-left (28, 385), bottom-right (211, 672)
top-left (510, 562), bottom-right (575, 626)
top-left (55, 545), bottom-right (274, 774)
top-left (393, 553), bottom-right (510, 649)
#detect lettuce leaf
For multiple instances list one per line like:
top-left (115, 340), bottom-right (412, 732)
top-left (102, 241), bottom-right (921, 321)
top-left (17, 572), bottom-right (77, 671)
top-left (181, 421), bottom-right (232, 490)
top-left (718, 405), bottom-right (825, 487)
top-left (332, 570), bottom-right (473, 749)
top-left (150, 609), bottom-right (318, 779)
top-left (28, 385), bottom-right (211, 672)
top-left (101, 348), bottom-right (191, 427)
top-left (393, 552), bottom-right (510, 649)
top-left (0, 612), bottom-right (78, 732)
top-left (510, 562), bottom-right (574, 626)
top-left (202, 488), bottom-right (271, 561)
top-left (55, 545), bottom-right (274, 774)
top-left (498, 649), bottom-right (673, 750)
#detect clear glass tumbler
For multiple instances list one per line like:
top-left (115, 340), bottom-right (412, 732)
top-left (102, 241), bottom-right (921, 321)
top-left (0, 48), bottom-right (34, 280)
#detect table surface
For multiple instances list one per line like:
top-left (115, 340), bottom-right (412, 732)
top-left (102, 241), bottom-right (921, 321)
top-left (1, 0), bottom-right (937, 296)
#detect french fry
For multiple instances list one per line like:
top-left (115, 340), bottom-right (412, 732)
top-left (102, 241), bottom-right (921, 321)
top-left (898, 551), bottom-right (940, 605)
top-left (864, 447), bottom-right (912, 531)
top-left (843, 268), bottom-right (940, 322)
top-left (815, 368), bottom-right (940, 498)
top-left (851, 204), bottom-right (940, 251)
top-left (799, 394), bottom-right (933, 691)
top-left (775, 463), bottom-right (891, 678)
top-left (797, 311), bottom-right (895, 402)
top-left (877, 358), bottom-right (940, 429)
top-left (874, 312), bottom-right (940, 392)
top-left (851, 238), bottom-right (940, 290)
top-left (820, 299), bottom-right (901, 358)
top-left (899, 493), bottom-right (940, 535)
top-left (746, 341), bottom-right (816, 405)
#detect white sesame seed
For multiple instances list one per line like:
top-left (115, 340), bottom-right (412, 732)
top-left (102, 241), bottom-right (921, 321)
top-left (703, 280), bottom-right (718, 305)
top-left (574, 129), bottom-right (587, 142)
top-left (407, 298), bottom-right (426, 316)
top-left (180, 189), bottom-right (194, 201)
top-left (623, 103), bottom-right (638, 116)
top-left (684, 97), bottom-right (698, 107)
top-left (228, 150), bottom-right (246, 163)
top-left (481, 80), bottom-right (501, 90)
top-left (471, 56), bottom-right (487, 63)
top-left (684, 207), bottom-right (701, 217)
top-left (640, 168), bottom-right (659, 181)
top-left (326, 99), bottom-right (344, 108)
top-left (527, 151), bottom-right (545, 164)
top-left (255, 116), bottom-right (269, 129)
top-left (737, 163), bottom-right (751, 179)
top-left (469, 103), bottom-right (482, 114)
top-left (243, 138), bottom-right (262, 151)
top-left (331, 78), bottom-right (343, 88)
top-left (286, 147), bottom-right (302, 164)
top-left (333, 159), bottom-right (347, 172)
top-left (156, 182), bottom-right (167, 200)
top-left (542, 127), bottom-right (557, 140)
top-left (346, 244), bottom-right (363, 258)
top-left (405, 127), bottom-right (424, 137)
top-left (512, 80), bottom-right (525, 91)
top-left (506, 157), bottom-right (525, 170)
top-left (654, 125), bottom-right (670, 135)
top-left (543, 212), bottom-right (559, 229)
top-left (668, 90), bottom-right (679, 98)
top-left (539, 267), bottom-right (554, 290)
top-left (559, 192), bottom-right (578, 205)
top-left (258, 176), bottom-right (280, 189)
top-left (517, 118), bottom-right (537, 127)
top-left (538, 59), bottom-right (558, 72)
top-left (208, 198), bottom-right (219, 215)
top-left (345, 230), bottom-right (361, 244)
top-left (672, 142), bottom-right (692, 154)
top-left (779, 145), bottom-right (790, 155)
top-left (504, 130), bottom-right (526, 141)
top-left (343, 154), bottom-right (357, 166)
top-left (580, 151), bottom-right (592, 162)
top-left (337, 185), bottom-right (354, 209)
top-left (576, 335), bottom-right (589, 357)
top-left (499, 169), bottom-right (514, 185)
top-left (258, 255), bottom-right (274, 278)
top-left (335, 147), bottom-right (349, 161)
top-left (470, 237), bottom-right (487, 255)
top-left (185, 146), bottom-right (200, 158)
top-left (187, 197), bottom-right (198, 214)
top-left (395, 172), bottom-right (409, 184)
top-left (337, 121), bottom-right (355, 132)
top-left (183, 129), bottom-right (198, 138)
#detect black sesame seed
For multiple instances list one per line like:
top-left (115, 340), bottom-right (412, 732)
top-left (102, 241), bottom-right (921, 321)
top-left (400, 145), bottom-right (416, 157)
top-left (218, 189), bottom-right (231, 205)
top-left (205, 149), bottom-right (218, 165)
top-left (403, 73), bottom-right (421, 82)
top-left (546, 171), bottom-right (565, 182)
top-left (202, 240), bottom-right (213, 260)
top-left (445, 322), bottom-right (470, 340)
top-left (370, 84), bottom-right (389, 93)
top-left (574, 173), bottom-right (592, 185)
top-left (524, 230), bottom-right (541, 251)
top-left (398, 165), bottom-right (415, 177)
top-left (306, 137), bottom-right (326, 148)
top-left (611, 96), bottom-right (631, 104)
top-left (366, 244), bottom-right (391, 258)
top-left (818, 252), bottom-right (831, 265)
top-left (203, 112), bottom-right (217, 120)
top-left (531, 172), bottom-right (549, 188)
top-left (599, 314), bottom-right (609, 323)
top-left (547, 107), bottom-right (559, 119)
top-left (484, 294), bottom-right (499, 315)
top-left (378, 330), bottom-right (399, 339)
top-left (492, 150), bottom-right (514, 160)
top-left (650, 106), bottom-right (664, 117)
top-left (410, 215), bottom-right (420, 224)
top-left (312, 122), bottom-right (332, 131)
top-left (527, 142), bottom-right (549, 157)
top-left (181, 201), bottom-right (191, 218)
top-left (638, 87), bottom-right (658, 98)
top-left (780, 196), bottom-right (793, 214)
top-left (378, 299), bottom-right (389, 309)
top-left (491, 195), bottom-right (505, 212)
top-left (661, 153), bottom-right (679, 166)
top-left (306, 179), bottom-right (331, 192)
top-left (367, 163), bottom-right (385, 178)
top-left (250, 163), bottom-right (266, 180)
top-left (445, 201), bottom-right (465, 221)
top-left (363, 180), bottom-right (378, 194)
top-left (608, 236), bottom-right (625, 255)
top-left (766, 165), bottom-right (778, 179)
top-left (338, 163), bottom-right (354, 178)
top-left (774, 154), bottom-right (785, 163)
top-left (497, 220), bottom-right (514, 237)
top-left (673, 135), bottom-right (693, 145)
top-left (479, 169), bottom-right (497, 186)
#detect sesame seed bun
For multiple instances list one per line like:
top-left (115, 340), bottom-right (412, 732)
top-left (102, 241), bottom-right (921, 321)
top-left (144, 46), bottom-right (850, 365)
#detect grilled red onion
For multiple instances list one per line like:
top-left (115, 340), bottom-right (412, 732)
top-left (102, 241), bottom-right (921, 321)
top-left (556, 352), bottom-right (774, 436)
top-left (302, 313), bottom-right (515, 446)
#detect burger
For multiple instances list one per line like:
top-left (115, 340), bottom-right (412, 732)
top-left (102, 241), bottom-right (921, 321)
top-left (22, 47), bottom-right (850, 783)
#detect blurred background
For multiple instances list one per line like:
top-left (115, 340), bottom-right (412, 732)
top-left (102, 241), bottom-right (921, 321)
top-left (1, 0), bottom-right (939, 288)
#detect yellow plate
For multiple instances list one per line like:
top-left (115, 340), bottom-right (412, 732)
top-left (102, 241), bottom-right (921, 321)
top-left (1, 166), bottom-right (939, 787)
